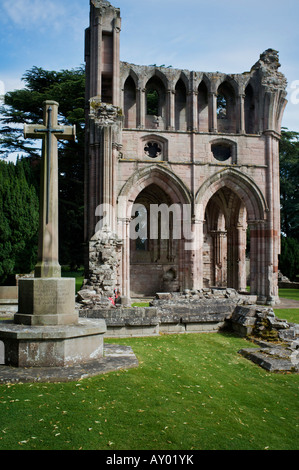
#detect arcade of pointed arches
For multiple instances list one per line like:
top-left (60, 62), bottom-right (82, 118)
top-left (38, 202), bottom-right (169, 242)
top-left (117, 165), bottom-right (267, 297)
top-left (122, 67), bottom-right (257, 134)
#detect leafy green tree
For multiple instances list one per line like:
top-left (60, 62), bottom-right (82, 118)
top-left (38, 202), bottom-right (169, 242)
top-left (279, 236), bottom-right (299, 281)
top-left (0, 66), bottom-right (86, 269)
top-left (0, 158), bottom-right (39, 284)
top-left (279, 128), bottom-right (299, 240)
top-left (278, 129), bottom-right (299, 280)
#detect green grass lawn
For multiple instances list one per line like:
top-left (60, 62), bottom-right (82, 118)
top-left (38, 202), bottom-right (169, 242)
top-left (279, 288), bottom-right (299, 302)
top-left (276, 288), bottom-right (299, 323)
top-left (274, 309), bottom-right (299, 324)
top-left (0, 332), bottom-right (298, 451)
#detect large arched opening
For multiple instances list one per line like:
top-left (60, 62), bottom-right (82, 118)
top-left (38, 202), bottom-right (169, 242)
top-left (118, 166), bottom-right (192, 298)
top-left (196, 169), bottom-right (268, 295)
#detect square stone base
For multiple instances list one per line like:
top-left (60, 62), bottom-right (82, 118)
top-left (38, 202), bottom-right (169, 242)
top-left (0, 319), bottom-right (106, 367)
top-left (15, 277), bottom-right (78, 326)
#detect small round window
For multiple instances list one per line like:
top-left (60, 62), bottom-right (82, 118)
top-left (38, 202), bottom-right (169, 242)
top-left (144, 142), bottom-right (162, 159)
top-left (211, 143), bottom-right (231, 162)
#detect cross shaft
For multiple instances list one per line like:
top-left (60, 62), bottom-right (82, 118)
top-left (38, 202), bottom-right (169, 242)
top-left (24, 101), bottom-right (76, 278)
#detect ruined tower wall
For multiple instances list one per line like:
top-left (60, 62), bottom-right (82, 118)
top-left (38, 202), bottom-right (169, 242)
top-left (84, 1), bottom-right (288, 305)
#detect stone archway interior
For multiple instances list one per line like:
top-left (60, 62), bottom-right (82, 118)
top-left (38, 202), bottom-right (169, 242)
top-left (130, 183), bottom-right (180, 297)
top-left (204, 186), bottom-right (248, 291)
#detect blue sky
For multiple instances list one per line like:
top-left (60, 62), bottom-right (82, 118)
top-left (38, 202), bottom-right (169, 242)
top-left (0, 0), bottom-right (298, 131)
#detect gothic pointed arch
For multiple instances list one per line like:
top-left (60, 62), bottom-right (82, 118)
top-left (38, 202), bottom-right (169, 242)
top-left (118, 164), bottom-right (192, 218)
top-left (195, 168), bottom-right (268, 223)
top-left (123, 75), bottom-right (137, 128)
top-left (217, 79), bottom-right (238, 133)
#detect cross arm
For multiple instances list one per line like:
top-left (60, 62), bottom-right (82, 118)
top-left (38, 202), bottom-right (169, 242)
top-left (56, 125), bottom-right (76, 141)
top-left (24, 124), bottom-right (45, 139)
top-left (24, 124), bottom-right (76, 141)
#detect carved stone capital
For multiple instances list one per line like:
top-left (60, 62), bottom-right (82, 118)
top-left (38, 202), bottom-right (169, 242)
top-left (90, 99), bottom-right (122, 126)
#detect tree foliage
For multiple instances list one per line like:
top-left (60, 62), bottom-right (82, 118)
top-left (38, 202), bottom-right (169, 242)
top-left (279, 236), bottom-right (299, 282)
top-left (279, 128), bottom-right (299, 240)
top-left (279, 129), bottom-right (299, 280)
top-left (0, 66), bottom-right (86, 272)
top-left (0, 158), bottom-right (39, 284)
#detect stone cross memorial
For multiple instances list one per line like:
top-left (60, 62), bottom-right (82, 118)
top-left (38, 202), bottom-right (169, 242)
top-left (25, 100), bottom-right (76, 279)
top-left (0, 100), bottom-right (107, 370)
top-left (15, 101), bottom-right (78, 326)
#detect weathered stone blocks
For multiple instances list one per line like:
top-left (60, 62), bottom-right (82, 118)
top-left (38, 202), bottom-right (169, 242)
top-left (15, 277), bottom-right (77, 326)
top-left (0, 319), bottom-right (106, 367)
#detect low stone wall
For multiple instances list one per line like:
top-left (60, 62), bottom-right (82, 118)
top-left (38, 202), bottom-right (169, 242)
top-left (79, 287), bottom-right (299, 372)
top-left (0, 287), bottom-right (18, 300)
top-left (278, 281), bottom-right (299, 289)
top-left (79, 288), bottom-right (257, 337)
top-left (0, 287), bottom-right (18, 315)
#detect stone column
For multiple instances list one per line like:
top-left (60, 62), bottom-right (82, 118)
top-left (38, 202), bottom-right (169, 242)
top-left (185, 217), bottom-right (204, 290)
top-left (191, 90), bottom-right (198, 132)
top-left (137, 87), bottom-right (145, 129)
top-left (118, 216), bottom-right (131, 299)
top-left (237, 225), bottom-right (247, 291)
top-left (113, 17), bottom-right (121, 107)
top-left (209, 92), bottom-right (218, 133)
top-left (249, 221), bottom-right (267, 303)
top-left (238, 93), bottom-right (245, 134)
top-left (211, 231), bottom-right (227, 287)
top-left (167, 89), bottom-right (175, 130)
top-left (91, 15), bottom-right (102, 98)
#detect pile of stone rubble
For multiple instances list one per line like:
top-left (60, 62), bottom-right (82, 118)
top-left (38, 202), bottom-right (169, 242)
top-left (233, 304), bottom-right (299, 373)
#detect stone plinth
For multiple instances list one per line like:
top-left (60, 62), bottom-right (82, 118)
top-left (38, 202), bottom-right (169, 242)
top-left (0, 319), bottom-right (106, 367)
top-left (15, 278), bottom-right (78, 326)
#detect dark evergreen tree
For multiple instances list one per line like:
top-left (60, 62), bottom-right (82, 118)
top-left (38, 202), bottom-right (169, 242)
top-left (279, 236), bottom-right (299, 282)
top-left (0, 158), bottom-right (39, 284)
top-left (0, 66), bottom-right (86, 270)
top-left (279, 129), bottom-right (299, 280)
top-left (279, 129), bottom-right (299, 241)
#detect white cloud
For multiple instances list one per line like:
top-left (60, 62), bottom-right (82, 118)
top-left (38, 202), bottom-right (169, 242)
top-left (0, 76), bottom-right (24, 93)
top-left (2, 0), bottom-right (66, 31)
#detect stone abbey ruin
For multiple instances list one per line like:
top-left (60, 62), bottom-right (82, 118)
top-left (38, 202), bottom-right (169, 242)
top-left (83, 0), bottom-right (287, 306)
top-left (1, 0), bottom-right (298, 380)
top-left (77, 2), bottom-right (299, 373)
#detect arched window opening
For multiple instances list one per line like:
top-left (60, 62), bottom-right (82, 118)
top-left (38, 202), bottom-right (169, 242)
top-left (175, 79), bottom-right (187, 131)
top-left (124, 76), bottom-right (137, 128)
top-left (217, 93), bottom-right (227, 118)
top-left (198, 81), bottom-right (209, 132)
top-left (217, 82), bottom-right (237, 133)
top-left (245, 84), bottom-right (256, 134)
top-left (147, 90), bottom-right (159, 116)
top-left (145, 76), bottom-right (166, 129)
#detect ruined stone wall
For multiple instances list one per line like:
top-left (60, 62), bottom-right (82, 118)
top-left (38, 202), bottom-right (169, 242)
top-left (84, 0), bottom-right (288, 305)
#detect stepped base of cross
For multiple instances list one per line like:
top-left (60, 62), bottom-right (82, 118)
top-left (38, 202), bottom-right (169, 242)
top-left (0, 277), bottom-right (107, 368)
